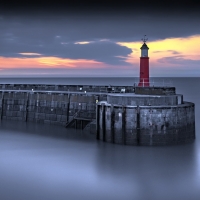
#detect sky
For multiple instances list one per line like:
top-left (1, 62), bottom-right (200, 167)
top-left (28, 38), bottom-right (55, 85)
top-left (0, 1), bottom-right (200, 77)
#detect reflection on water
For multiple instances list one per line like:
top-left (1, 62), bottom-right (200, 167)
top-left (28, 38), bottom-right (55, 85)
top-left (0, 120), bottom-right (199, 200)
top-left (0, 77), bottom-right (200, 200)
top-left (196, 143), bottom-right (200, 179)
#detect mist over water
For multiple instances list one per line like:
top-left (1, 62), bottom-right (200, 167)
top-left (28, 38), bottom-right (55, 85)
top-left (0, 77), bottom-right (200, 200)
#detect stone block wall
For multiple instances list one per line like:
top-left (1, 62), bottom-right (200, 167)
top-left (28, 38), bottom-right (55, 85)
top-left (27, 93), bottom-right (69, 125)
top-left (107, 94), bottom-right (181, 106)
top-left (0, 91), bottom-right (97, 127)
top-left (97, 101), bottom-right (195, 146)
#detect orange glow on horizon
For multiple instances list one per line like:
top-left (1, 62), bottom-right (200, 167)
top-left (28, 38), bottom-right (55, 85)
top-left (117, 35), bottom-right (200, 67)
top-left (0, 35), bottom-right (200, 74)
top-left (0, 56), bottom-right (103, 69)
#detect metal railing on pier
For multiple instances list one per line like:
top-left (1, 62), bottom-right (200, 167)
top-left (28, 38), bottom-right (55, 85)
top-left (134, 78), bottom-right (173, 87)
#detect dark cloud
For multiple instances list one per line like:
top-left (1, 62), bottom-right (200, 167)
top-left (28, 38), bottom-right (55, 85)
top-left (59, 42), bottom-right (132, 65)
top-left (0, 30), bottom-right (132, 65)
top-left (0, 12), bottom-right (134, 65)
top-left (0, 1), bottom-right (200, 42)
top-left (0, 0), bottom-right (200, 67)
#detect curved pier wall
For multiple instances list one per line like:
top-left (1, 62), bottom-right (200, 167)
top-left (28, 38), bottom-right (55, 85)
top-left (96, 102), bottom-right (195, 145)
top-left (0, 91), bottom-right (100, 126)
top-left (107, 94), bottom-right (183, 106)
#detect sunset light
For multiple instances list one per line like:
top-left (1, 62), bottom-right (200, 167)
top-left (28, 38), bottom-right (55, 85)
top-left (0, 57), bottom-right (103, 69)
top-left (117, 35), bottom-right (200, 68)
top-left (1, 2), bottom-right (200, 200)
top-left (0, 2), bottom-right (200, 77)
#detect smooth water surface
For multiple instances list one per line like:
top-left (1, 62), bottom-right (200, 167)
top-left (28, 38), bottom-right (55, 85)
top-left (0, 77), bottom-right (200, 200)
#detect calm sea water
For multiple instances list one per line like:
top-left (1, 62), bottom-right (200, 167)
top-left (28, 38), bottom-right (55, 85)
top-left (0, 77), bottom-right (199, 200)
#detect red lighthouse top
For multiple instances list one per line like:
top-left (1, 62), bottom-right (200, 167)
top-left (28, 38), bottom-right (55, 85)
top-left (138, 35), bottom-right (150, 87)
top-left (141, 35), bottom-right (149, 57)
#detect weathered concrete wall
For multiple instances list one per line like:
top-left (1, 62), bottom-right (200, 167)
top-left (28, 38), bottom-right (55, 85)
top-left (0, 83), bottom-right (137, 129)
top-left (135, 87), bottom-right (176, 95)
top-left (27, 93), bottom-right (69, 125)
top-left (107, 94), bottom-right (183, 106)
top-left (0, 91), bottom-right (98, 127)
top-left (0, 84), bottom-right (134, 93)
top-left (139, 103), bottom-right (195, 145)
top-left (97, 101), bottom-right (195, 146)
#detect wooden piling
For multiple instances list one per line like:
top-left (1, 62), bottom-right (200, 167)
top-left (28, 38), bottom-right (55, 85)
top-left (122, 106), bottom-right (126, 145)
top-left (96, 104), bottom-right (100, 140)
top-left (67, 94), bottom-right (71, 123)
top-left (24, 92), bottom-right (29, 122)
top-left (137, 106), bottom-right (140, 145)
top-left (102, 104), bottom-right (106, 142)
top-left (0, 92), bottom-right (4, 122)
top-left (111, 105), bottom-right (115, 143)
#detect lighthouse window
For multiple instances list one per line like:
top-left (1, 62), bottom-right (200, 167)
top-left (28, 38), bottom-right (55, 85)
top-left (142, 49), bottom-right (148, 57)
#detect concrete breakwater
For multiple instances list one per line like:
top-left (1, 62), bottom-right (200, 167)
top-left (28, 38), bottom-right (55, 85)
top-left (0, 84), bottom-right (133, 130)
top-left (0, 91), bottom-right (96, 129)
top-left (97, 93), bottom-right (195, 145)
top-left (0, 83), bottom-right (195, 146)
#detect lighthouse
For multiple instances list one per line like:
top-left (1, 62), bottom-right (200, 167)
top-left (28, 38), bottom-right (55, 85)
top-left (138, 35), bottom-right (149, 87)
top-left (97, 35), bottom-right (195, 146)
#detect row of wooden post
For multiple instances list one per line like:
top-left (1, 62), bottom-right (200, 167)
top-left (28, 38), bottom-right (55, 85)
top-left (96, 104), bottom-right (141, 145)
